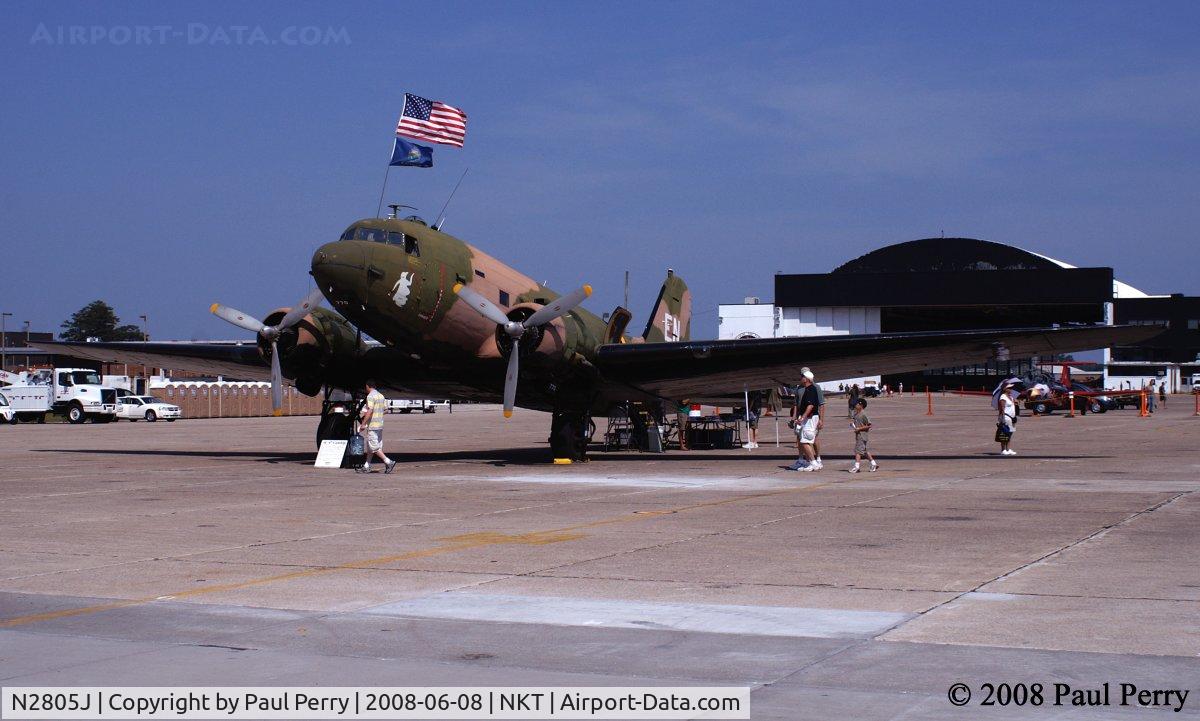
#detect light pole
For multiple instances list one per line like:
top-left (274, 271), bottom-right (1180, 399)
top-left (1, 312), bottom-right (11, 372)
top-left (23, 321), bottom-right (30, 370)
top-left (139, 314), bottom-right (151, 389)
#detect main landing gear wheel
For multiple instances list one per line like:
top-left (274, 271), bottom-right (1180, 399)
top-left (315, 411), bottom-right (354, 450)
top-left (550, 411), bottom-right (592, 463)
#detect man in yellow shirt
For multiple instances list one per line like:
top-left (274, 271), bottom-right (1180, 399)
top-left (357, 380), bottom-right (396, 474)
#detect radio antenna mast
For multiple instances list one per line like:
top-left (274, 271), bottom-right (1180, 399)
top-left (433, 167), bottom-right (469, 231)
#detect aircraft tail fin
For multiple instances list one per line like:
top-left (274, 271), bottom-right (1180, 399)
top-left (642, 270), bottom-right (691, 343)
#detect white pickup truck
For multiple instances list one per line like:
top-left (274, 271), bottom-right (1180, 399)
top-left (386, 399), bottom-right (451, 414)
top-left (386, 399), bottom-right (436, 414)
top-left (0, 368), bottom-right (118, 423)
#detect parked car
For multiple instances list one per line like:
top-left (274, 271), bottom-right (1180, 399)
top-left (1025, 382), bottom-right (1091, 415)
top-left (1070, 382), bottom-right (1117, 413)
top-left (1112, 390), bottom-right (1144, 409)
top-left (115, 395), bottom-right (181, 422)
top-left (0, 392), bottom-right (14, 424)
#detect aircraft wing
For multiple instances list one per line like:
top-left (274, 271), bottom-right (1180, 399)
top-left (32, 340), bottom-right (272, 381)
top-left (29, 340), bottom-right (494, 400)
top-left (593, 325), bottom-right (1162, 400)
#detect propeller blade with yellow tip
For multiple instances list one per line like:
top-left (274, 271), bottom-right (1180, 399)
top-left (503, 341), bottom-right (519, 418)
top-left (452, 282), bottom-right (511, 326)
top-left (524, 285), bottom-right (592, 327)
top-left (210, 303), bottom-right (267, 334)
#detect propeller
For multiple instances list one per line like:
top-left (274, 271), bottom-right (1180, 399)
top-left (453, 283), bottom-right (592, 417)
top-left (210, 286), bottom-right (325, 416)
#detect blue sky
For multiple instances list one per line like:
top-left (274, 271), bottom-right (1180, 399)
top-left (2, 1), bottom-right (1198, 340)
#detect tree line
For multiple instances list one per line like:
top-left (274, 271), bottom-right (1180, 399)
top-left (59, 300), bottom-right (144, 342)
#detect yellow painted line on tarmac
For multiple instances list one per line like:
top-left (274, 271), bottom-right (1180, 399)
top-left (0, 477), bottom-right (835, 629)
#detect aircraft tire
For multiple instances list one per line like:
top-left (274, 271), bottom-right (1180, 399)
top-left (550, 412), bottom-right (590, 462)
top-left (315, 412), bottom-right (354, 450)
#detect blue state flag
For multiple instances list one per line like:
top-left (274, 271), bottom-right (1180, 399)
top-left (389, 137), bottom-right (433, 167)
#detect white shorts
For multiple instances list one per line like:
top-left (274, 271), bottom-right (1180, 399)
top-left (365, 429), bottom-right (383, 452)
top-left (796, 415), bottom-right (819, 444)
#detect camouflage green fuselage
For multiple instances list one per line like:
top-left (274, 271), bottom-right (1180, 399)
top-left (311, 218), bottom-right (611, 410)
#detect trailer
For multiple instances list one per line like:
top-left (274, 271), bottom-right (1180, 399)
top-left (387, 399), bottom-right (437, 414)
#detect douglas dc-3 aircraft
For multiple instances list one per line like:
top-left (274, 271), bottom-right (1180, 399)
top-left (41, 213), bottom-right (1159, 460)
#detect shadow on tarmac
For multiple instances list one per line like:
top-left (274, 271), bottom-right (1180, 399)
top-left (40, 447), bottom-right (1111, 467)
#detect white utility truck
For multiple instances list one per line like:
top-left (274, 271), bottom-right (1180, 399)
top-left (0, 368), bottom-right (119, 424)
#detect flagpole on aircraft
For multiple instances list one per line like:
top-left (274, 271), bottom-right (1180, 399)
top-left (375, 162), bottom-right (392, 218)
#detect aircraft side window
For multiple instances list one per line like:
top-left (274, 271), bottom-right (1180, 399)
top-left (405, 237), bottom-right (420, 256)
top-left (340, 226), bottom-right (357, 240)
top-left (499, 290), bottom-right (510, 307)
top-left (387, 231), bottom-right (405, 246)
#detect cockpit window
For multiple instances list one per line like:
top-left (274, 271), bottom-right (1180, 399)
top-left (354, 227), bottom-right (386, 242)
top-left (386, 231), bottom-right (405, 246)
top-left (405, 236), bottom-right (420, 257)
top-left (340, 226), bottom-right (356, 240)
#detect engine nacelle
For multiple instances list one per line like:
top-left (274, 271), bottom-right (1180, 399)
top-left (260, 306), bottom-right (363, 396)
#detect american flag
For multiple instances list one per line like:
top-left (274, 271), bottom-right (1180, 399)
top-left (396, 93), bottom-right (467, 148)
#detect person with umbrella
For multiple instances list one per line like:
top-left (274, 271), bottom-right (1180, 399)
top-left (996, 381), bottom-right (1019, 456)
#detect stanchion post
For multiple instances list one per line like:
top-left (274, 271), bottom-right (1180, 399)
top-left (1068, 391), bottom-right (1075, 418)
top-left (1140, 390), bottom-right (1148, 417)
top-left (1195, 391), bottom-right (1199, 417)
top-left (926, 388), bottom-right (934, 416)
